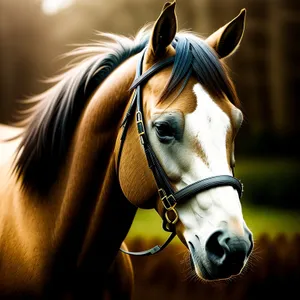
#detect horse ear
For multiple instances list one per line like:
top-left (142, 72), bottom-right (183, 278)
top-left (206, 9), bottom-right (246, 59)
top-left (147, 1), bottom-right (177, 59)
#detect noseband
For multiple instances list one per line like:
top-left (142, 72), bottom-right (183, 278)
top-left (118, 49), bottom-right (243, 256)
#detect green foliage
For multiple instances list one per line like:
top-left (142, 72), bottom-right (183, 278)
top-left (236, 158), bottom-right (300, 209)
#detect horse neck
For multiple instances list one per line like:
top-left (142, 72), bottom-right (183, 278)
top-left (47, 55), bottom-right (139, 279)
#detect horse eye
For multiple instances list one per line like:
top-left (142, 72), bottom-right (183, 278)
top-left (154, 122), bottom-right (175, 143)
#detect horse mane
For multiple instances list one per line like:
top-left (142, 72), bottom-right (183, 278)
top-left (13, 27), bottom-right (239, 195)
top-left (14, 28), bottom-right (149, 194)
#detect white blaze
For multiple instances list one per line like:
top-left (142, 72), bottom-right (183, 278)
top-left (176, 83), bottom-right (243, 239)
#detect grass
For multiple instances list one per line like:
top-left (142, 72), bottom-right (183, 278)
top-left (126, 204), bottom-right (300, 242)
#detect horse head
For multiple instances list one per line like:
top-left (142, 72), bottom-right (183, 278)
top-left (118, 1), bottom-right (253, 281)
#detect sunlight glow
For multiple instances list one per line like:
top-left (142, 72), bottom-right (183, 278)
top-left (41, 0), bottom-right (75, 15)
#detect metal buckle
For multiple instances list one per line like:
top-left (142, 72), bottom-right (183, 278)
top-left (136, 111), bottom-right (142, 121)
top-left (158, 189), bottom-right (179, 225)
top-left (136, 111), bottom-right (145, 144)
top-left (158, 188), bottom-right (167, 202)
top-left (158, 189), bottom-right (174, 209)
top-left (136, 119), bottom-right (145, 136)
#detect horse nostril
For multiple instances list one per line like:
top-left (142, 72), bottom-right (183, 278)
top-left (206, 230), bottom-right (251, 268)
top-left (205, 230), bottom-right (227, 262)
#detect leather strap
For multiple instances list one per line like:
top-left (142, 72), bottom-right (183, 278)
top-left (130, 56), bottom-right (175, 90)
top-left (174, 175), bottom-right (243, 203)
top-left (119, 232), bottom-right (176, 256)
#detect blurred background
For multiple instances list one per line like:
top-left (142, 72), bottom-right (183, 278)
top-left (1, 0), bottom-right (299, 298)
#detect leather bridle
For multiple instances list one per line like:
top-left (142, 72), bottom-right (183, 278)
top-left (118, 49), bottom-right (243, 256)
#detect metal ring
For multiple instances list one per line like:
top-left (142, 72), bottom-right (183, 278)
top-left (165, 206), bottom-right (179, 225)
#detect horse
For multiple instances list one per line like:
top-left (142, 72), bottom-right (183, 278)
top-left (0, 1), bottom-right (253, 298)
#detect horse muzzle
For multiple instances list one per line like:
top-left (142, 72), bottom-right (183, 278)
top-left (189, 228), bottom-right (253, 280)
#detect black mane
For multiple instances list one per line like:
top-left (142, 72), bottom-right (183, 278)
top-left (14, 29), bottom-right (238, 195)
